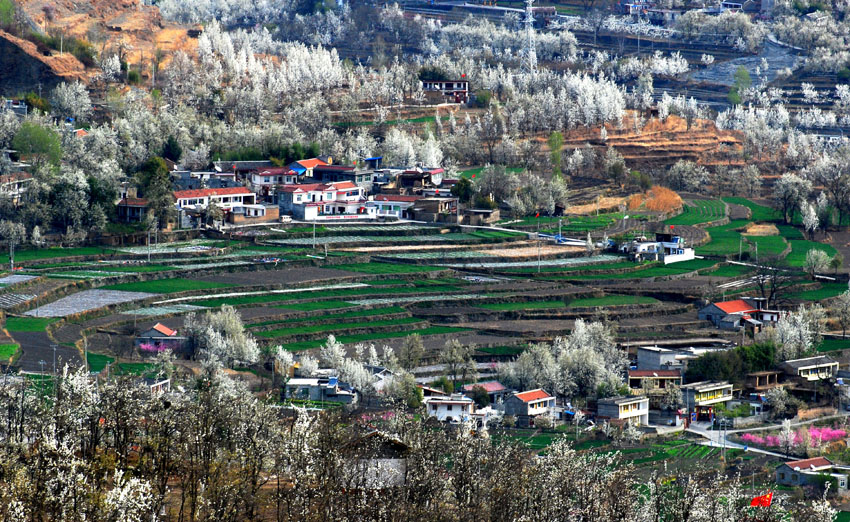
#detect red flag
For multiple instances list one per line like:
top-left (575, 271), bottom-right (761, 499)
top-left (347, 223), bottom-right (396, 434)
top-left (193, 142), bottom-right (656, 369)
top-left (535, 212), bottom-right (540, 218)
top-left (471, 174), bottom-right (476, 178)
top-left (750, 492), bottom-right (772, 507)
top-left (461, 73), bottom-right (466, 78)
top-left (670, 225), bottom-right (674, 230)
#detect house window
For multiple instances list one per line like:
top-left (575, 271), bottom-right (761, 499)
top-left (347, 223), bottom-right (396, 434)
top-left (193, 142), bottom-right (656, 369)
top-left (791, 474), bottom-right (798, 481)
top-left (447, 404), bottom-right (453, 411)
top-left (264, 177), bottom-right (270, 183)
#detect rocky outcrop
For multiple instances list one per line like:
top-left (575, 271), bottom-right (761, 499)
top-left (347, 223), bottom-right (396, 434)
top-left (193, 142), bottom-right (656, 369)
top-left (0, 30), bottom-right (86, 95)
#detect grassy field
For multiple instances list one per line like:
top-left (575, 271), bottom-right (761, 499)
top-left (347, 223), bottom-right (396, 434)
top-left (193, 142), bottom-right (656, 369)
top-left (785, 240), bottom-right (838, 267)
top-left (562, 259), bottom-right (716, 280)
top-left (788, 282), bottom-right (847, 301)
top-left (276, 300), bottom-right (356, 311)
top-left (280, 326), bottom-right (471, 351)
top-left (478, 345), bottom-right (525, 356)
top-left (503, 260), bottom-right (639, 274)
top-left (86, 353), bottom-right (155, 375)
top-left (93, 264), bottom-right (177, 273)
top-left (86, 353), bottom-right (114, 372)
top-left (664, 199), bottom-right (725, 226)
top-left (696, 220), bottom-right (749, 257)
top-left (256, 317), bottom-right (421, 339)
top-left (702, 264), bottom-right (753, 278)
top-left (103, 278), bottom-right (237, 294)
top-left (460, 166), bottom-right (525, 179)
top-left (331, 263), bottom-right (444, 274)
top-left (568, 295), bottom-right (658, 307)
top-left (250, 306), bottom-right (406, 328)
top-left (0, 343), bottom-right (19, 360)
top-left (818, 338), bottom-right (850, 352)
top-left (5, 317), bottom-right (58, 331)
top-left (195, 284), bottom-right (462, 308)
top-left (0, 246), bottom-right (117, 265)
top-left (744, 235), bottom-right (788, 257)
top-left (722, 197), bottom-right (781, 222)
top-left (478, 300), bottom-right (567, 311)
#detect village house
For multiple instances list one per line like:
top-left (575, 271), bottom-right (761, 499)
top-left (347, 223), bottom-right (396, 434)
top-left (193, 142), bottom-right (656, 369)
top-left (366, 194), bottom-right (422, 219)
top-left (420, 79), bottom-right (470, 103)
top-left (135, 323), bottom-right (187, 351)
top-left (174, 187), bottom-right (256, 211)
top-left (212, 160), bottom-right (273, 178)
top-left (628, 369), bottom-right (682, 408)
top-left (171, 171), bottom-right (239, 191)
top-left (0, 172), bottom-right (32, 204)
top-left (698, 297), bottom-right (782, 331)
top-left (503, 389), bottom-right (556, 427)
top-left (621, 231), bottom-right (695, 265)
top-left (423, 393), bottom-right (475, 423)
top-left (775, 457), bottom-right (850, 494)
top-left (288, 157), bottom-right (329, 177)
top-left (278, 181), bottom-right (367, 220)
top-left (117, 198), bottom-right (150, 223)
top-left (596, 395), bottom-right (650, 426)
top-left (284, 377), bottom-right (358, 405)
top-left (248, 167), bottom-right (299, 199)
top-left (745, 371), bottom-right (782, 394)
top-left (311, 165), bottom-right (372, 190)
top-left (226, 204), bottom-right (280, 225)
top-left (681, 381), bottom-right (733, 421)
top-left (462, 380), bottom-right (508, 404)
top-left (781, 356), bottom-right (839, 382)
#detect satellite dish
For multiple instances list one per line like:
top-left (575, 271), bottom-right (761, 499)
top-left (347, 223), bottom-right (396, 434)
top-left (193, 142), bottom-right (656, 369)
top-left (431, 173), bottom-right (443, 186)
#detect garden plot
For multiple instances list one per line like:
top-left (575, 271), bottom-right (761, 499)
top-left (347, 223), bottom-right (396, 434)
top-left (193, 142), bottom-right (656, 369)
top-left (124, 304), bottom-right (208, 316)
top-left (348, 294), bottom-right (485, 306)
top-left (0, 293), bottom-right (37, 308)
top-left (25, 289), bottom-right (154, 317)
top-left (165, 260), bottom-right (253, 270)
top-left (324, 224), bottom-right (430, 232)
top-left (50, 270), bottom-right (133, 279)
top-left (0, 274), bottom-right (37, 286)
top-left (269, 234), bottom-right (475, 246)
top-left (153, 283), bottom-right (370, 305)
top-left (438, 254), bottom-right (622, 269)
top-left (112, 240), bottom-right (222, 255)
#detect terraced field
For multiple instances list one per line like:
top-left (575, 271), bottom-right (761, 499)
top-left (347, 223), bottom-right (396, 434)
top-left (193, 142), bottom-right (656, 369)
top-left (665, 199), bottom-right (726, 226)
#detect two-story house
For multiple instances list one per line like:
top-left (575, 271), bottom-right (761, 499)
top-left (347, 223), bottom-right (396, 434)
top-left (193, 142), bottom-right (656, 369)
top-left (278, 182), bottom-right (367, 220)
top-left (423, 394), bottom-right (475, 423)
top-left (628, 369), bottom-right (682, 408)
top-left (597, 395), bottom-right (650, 426)
top-left (681, 381), bottom-right (733, 421)
top-left (782, 356), bottom-right (839, 382)
top-left (248, 167), bottom-right (299, 199)
top-left (503, 389), bottom-right (556, 427)
top-left (698, 297), bottom-right (783, 332)
top-left (173, 187), bottom-right (256, 211)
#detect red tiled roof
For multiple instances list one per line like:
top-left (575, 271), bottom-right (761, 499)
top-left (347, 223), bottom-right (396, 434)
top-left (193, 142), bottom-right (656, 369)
top-left (296, 158), bottom-right (328, 169)
top-left (73, 128), bottom-right (88, 138)
top-left (628, 369), bottom-right (681, 378)
top-left (375, 195), bottom-right (422, 202)
top-left (151, 323), bottom-right (177, 337)
top-left (786, 457), bottom-right (832, 469)
top-left (514, 389), bottom-right (552, 403)
top-left (463, 381), bottom-right (507, 393)
top-left (118, 198), bottom-right (149, 207)
top-left (281, 182), bottom-right (358, 193)
top-left (714, 300), bottom-right (756, 314)
top-left (174, 187), bottom-right (252, 199)
top-left (332, 181), bottom-right (358, 190)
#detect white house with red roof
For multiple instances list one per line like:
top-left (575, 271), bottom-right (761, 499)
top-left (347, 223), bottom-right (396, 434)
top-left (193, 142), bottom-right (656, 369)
top-left (698, 297), bottom-right (783, 331)
top-left (173, 187), bottom-right (256, 211)
top-left (503, 389), bottom-right (556, 427)
top-left (279, 181), bottom-right (368, 220)
top-left (135, 323), bottom-right (187, 351)
top-left (366, 194), bottom-right (423, 219)
top-left (462, 380), bottom-right (508, 403)
top-left (249, 167), bottom-right (300, 198)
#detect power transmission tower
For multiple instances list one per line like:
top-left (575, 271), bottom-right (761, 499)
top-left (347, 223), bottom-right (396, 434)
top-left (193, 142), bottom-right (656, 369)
top-left (523, 0), bottom-right (537, 72)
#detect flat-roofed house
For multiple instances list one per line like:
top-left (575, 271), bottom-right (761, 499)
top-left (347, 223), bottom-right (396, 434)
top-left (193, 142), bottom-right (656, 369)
top-left (503, 389), bottom-right (556, 427)
top-left (682, 381), bottom-right (733, 420)
top-left (782, 356), bottom-right (839, 382)
top-left (597, 395), bottom-right (650, 426)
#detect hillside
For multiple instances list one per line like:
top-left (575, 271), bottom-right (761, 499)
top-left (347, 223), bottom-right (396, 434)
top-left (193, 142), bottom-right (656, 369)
top-left (0, 29), bottom-right (86, 94)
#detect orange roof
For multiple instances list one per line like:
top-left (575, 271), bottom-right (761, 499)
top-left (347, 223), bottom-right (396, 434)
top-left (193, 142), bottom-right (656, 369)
top-left (151, 323), bottom-right (177, 337)
top-left (514, 389), bottom-right (552, 403)
top-left (714, 300), bottom-right (756, 314)
top-left (174, 187), bottom-right (253, 199)
top-left (281, 181), bottom-right (358, 193)
top-left (786, 457), bottom-right (832, 469)
top-left (296, 158), bottom-right (328, 169)
top-left (73, 129), bottom-right (88, 138)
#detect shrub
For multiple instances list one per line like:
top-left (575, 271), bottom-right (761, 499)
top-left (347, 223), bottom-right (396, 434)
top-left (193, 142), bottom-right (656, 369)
top-left (127, 70), bottom-right (141, 85)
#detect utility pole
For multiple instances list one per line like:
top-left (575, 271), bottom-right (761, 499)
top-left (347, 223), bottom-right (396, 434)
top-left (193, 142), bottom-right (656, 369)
top-left (147, 226), bottom-right (151, 263)
top-left (537, 215), bottom-right (541, 273)
top-left (312, 219), bottom-right (317, 249)
top-left (522, 0), bottom-right (537, 72)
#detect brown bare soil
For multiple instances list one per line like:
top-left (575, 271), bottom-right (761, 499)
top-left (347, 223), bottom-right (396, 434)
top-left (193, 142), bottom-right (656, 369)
top-left (20, 0), bottom-right (197, 69)
top-left (564, 113), bottom-right (745, 170)
top-left (744, 223), bottom-right (779, 236)
top-left (628, 186), bottom-right (683, 213)
top-left (566, 197), bottom-right (626, 215)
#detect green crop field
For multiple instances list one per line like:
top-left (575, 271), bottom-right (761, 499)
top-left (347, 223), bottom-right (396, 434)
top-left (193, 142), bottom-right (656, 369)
top-left (256, 316), bottom-right (421, 339)
top-left (103, 278), bottom-right (237, 294)
top-left (744, 235), bottom-right (788, 257)
top-left (93, 264), bottom-right (177, 273)
top-left (696, 220), bottom-right (749, 257)
top-left (775, 224), bottom-right (804, 240)
top-left (0, 246), bottom-right (117, 265)
top-left (503, 261), bottom-right (639, 274)
top-left (250, 306), bottom-right (406, 328)
top-left (568, 295), bottom-right (658, 307)
top-left (722, 198), bottom-right (781, 222)
top-left (788, 282), bottom-right (847, 301)
top-left (702, 264), bottom-right (753, 278)
top-left (478, 300), bottom-right (567, 311)
top-left (562, 259), bottom-right (716, 280)
top-left (195, 285), bottom-right (462, 308)
top-left (0, 343), bottom-right (19, 360)
top-left (332, 263), bottom-right (444, 274)
top-left (818, 338), bottom-right (850, 352)
top-left (5, 317), bottom-right (58, 332)
top-left (665, 199), bottom-right (725, 226)
top-left (478, 345), bottom-right (525, 356)
top-left (785, 240), bottom-right (838, 267)
top-left (280, 326), bottom-right (472, 351)
top-left (86, 353), bottom-right (114, 373)
top-left (277, 300), bottom-right (356, 311)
